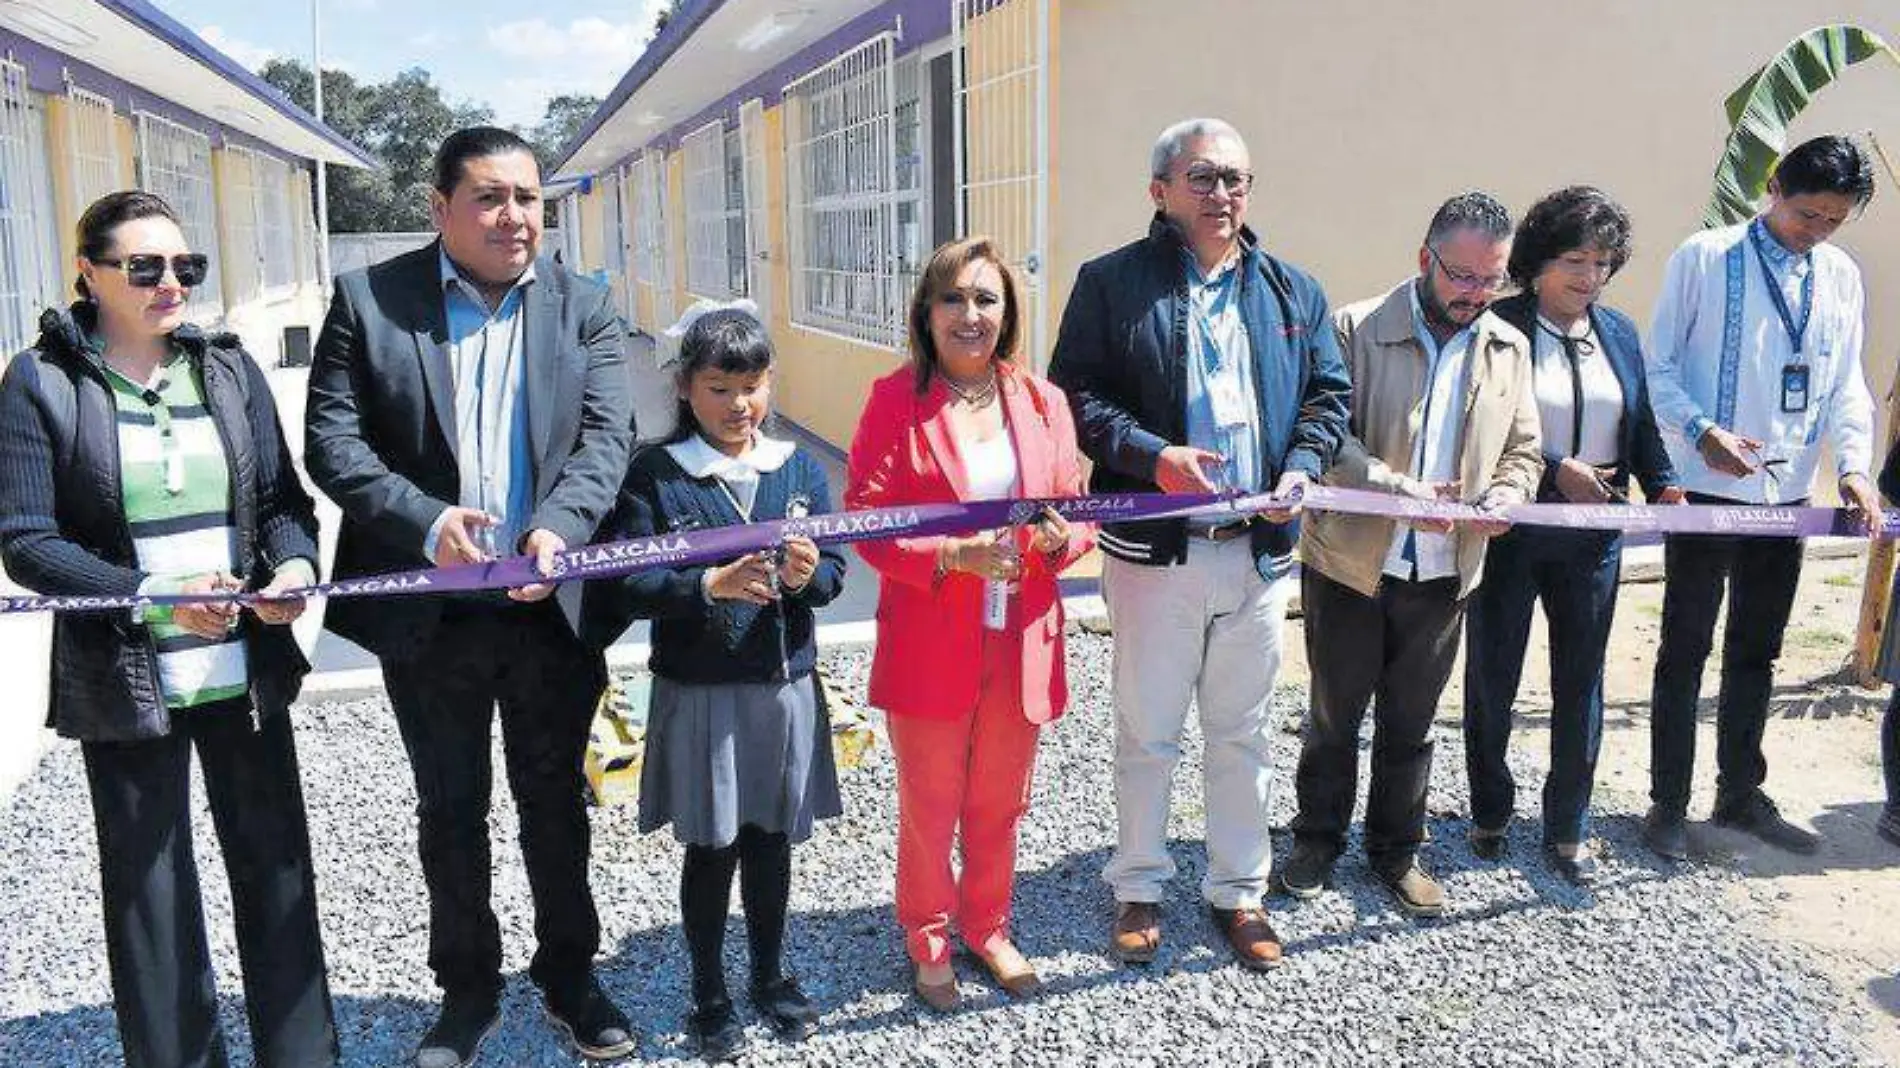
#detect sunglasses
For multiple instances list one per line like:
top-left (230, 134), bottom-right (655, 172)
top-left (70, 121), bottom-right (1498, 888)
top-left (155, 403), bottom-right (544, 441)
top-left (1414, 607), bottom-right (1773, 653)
top-left (91, 253), bottom-right (210, 288)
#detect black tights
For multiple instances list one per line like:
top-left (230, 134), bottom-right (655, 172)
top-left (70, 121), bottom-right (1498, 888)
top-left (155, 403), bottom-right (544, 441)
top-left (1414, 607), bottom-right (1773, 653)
top-left (680, 826), bottom-right (792, 1006)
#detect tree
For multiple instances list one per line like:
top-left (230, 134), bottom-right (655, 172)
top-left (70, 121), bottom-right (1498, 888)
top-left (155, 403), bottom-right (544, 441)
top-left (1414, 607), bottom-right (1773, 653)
top-left (259, 59), bottom-right (494, 232)
top-left (260, 58), bottom-right (389, 233)
top-left (528, 93), bottom-right (603, 171)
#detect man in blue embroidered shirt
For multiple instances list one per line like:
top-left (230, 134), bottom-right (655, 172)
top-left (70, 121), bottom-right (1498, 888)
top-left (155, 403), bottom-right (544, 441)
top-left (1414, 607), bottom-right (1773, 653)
top-left (1642, 134), bottom-right (1881, 860)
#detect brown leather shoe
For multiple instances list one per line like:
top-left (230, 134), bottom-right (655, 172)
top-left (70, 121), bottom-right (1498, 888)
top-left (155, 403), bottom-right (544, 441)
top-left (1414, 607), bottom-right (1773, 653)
top-left (1110, 901), bottom-right (1161, 963)
top-left (974, 940), bottom-right (1044, 1000)
top-left (1210, 906), bottom-right (1284, 971)
top-left (912, 965), bottom-right (961, 1013)
top-left (1379, 861), bottom-right (1446, 918)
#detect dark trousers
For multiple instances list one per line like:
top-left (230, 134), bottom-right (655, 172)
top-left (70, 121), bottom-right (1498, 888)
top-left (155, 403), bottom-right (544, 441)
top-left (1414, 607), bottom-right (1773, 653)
top-left (1884, 688), bottom-right (1900, 814)
top-left (83, 709), bottom-right (337, 1068)
top-left (1649, 509), bottom-right (1803, 818)
top-left (1293, 568), bottom-right (1465, 873)
top-left (380, 601), bottom-right (608, 999)
top-left (1463, 527), bottom-right (1622, 845)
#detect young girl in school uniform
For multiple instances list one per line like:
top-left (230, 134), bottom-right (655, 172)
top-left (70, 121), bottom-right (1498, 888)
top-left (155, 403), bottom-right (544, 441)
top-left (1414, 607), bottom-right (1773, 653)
top-left (582, 302), bottom-right (846, 1061)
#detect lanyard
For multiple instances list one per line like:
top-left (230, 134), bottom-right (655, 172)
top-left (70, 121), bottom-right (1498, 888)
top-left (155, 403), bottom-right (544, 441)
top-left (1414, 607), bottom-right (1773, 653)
top-left (1748, 225), bottom-right (1813, 356)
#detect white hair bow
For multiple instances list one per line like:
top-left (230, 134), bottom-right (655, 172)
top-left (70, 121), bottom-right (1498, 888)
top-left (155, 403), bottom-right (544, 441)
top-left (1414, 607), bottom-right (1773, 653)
top-left (663, 297), bottom-right (762, 339)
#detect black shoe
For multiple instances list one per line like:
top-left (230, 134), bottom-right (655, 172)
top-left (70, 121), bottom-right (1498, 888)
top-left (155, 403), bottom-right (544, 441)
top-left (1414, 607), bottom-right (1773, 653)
top-left (545, 976), bottom-right (636, 1061)
top-left (689, 997), bottom-right (748, 1063)
top-left (749, 976), bottom-right (819, 1041)
top-left (1877, 809), bottom-right (1900, 849)
top-left (1643, 806), bottom-right (1689, 862)
top-left (1712, 797), bottom-right (1820, 855)
top-left (1468, 823), bottom-right (1509, 862)
top-left (1277, 841), bottom-right (1335, 899)
top-left (415, 991), bottom-right (500, 1068)
top-left (1543, 842), bottom-right (1598, 886)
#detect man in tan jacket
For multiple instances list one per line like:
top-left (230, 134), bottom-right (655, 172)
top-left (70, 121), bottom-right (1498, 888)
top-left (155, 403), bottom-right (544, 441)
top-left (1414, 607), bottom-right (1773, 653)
top-left (1281, 192), bottom-right (1543, 916)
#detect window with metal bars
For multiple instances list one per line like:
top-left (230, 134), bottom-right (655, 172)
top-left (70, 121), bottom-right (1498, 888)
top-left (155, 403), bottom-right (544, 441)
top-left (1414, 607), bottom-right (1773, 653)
top-left (631, 151), bottom-right (673, 322)
top-left (0, 60), bottom-right (59, 359)
top-left (64, 85), bottom-right (119, 216)
top-left (782, 34), bottom-right (921, 348)
top-left (135, 112), bottom-right (223, 320)
top-left (682, 119), bottom-right (748, 300)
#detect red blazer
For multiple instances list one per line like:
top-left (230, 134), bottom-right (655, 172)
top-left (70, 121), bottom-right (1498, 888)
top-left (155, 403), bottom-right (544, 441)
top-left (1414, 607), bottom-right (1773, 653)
top-left (847, 363), bottom-right (1093, 725)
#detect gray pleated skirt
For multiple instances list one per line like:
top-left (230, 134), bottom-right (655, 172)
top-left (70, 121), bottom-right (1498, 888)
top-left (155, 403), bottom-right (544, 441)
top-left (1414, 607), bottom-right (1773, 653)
top-left (638, 673), bottom-right (843, 847)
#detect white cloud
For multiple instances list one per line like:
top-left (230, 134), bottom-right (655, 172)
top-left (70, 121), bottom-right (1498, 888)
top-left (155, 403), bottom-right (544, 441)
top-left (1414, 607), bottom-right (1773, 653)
top-left (483, 11), bottom-right (664, 130)
top-left (409, 29), bottom-right (453, 50)
top-left (197, 24), bottom-right (277, 72)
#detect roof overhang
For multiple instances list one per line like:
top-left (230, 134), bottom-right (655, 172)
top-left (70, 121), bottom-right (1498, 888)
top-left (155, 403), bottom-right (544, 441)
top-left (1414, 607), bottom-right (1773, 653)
top-left (553, 0), bottom-right (886, 181)
top-left (0, 0), bottom-right (375, 168)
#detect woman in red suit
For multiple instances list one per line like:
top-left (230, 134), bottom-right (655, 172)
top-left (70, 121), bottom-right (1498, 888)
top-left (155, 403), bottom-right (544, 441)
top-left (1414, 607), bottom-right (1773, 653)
top-left (848, 236), bottom-right (1092, 1011)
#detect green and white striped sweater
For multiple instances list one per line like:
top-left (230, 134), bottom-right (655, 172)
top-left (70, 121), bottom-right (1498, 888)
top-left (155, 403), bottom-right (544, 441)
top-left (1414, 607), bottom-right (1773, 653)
top-left (104, 353), bottom-right (250, 710)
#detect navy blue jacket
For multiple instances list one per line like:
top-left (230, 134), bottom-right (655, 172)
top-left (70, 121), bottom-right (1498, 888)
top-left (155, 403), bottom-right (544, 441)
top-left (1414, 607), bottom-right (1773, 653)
top-left (0, 304), bottom-right (318, 741)
top-left (1047, 216), bottom-right (1352, 572)
top-left (580, 441), bottom-right (846, 684)
top-left (1488, 293), bottom-right (1677, 501)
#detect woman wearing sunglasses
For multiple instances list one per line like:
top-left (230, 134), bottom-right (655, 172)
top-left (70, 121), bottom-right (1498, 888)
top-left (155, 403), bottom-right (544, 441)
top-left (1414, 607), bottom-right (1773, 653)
top-left (1460, 186), bottom-right (1683, 884)
top-left (0, 191), bottom-right (337, 1067)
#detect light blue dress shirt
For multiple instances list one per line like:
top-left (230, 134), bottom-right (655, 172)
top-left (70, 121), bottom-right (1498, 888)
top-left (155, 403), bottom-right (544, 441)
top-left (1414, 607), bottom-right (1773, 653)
top-left (1181, 250), bottom-right (1261, 500)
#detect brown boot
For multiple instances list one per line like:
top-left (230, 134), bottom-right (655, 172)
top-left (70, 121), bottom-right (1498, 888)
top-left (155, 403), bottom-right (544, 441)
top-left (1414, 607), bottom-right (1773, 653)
top-left (1379, 860), bottom-right (1446, 918)
top-left (1110, 901), bottom-right (1160, 963)
top-left (1209, 906), bottom-right (1284, 971)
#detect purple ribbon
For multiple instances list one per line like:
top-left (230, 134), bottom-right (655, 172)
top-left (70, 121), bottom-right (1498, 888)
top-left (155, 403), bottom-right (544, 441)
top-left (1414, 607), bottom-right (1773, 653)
top-left (1, 486), bottom-right (1886, 615)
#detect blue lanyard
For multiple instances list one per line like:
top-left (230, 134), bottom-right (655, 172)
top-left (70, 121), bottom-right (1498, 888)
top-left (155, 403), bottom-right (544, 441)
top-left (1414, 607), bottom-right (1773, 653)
top-left (1748, 225), bottom-right (1813, 356)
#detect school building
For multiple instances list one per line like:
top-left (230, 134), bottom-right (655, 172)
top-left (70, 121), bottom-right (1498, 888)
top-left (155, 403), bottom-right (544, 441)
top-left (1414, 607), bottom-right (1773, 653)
top-left (550, 0), bottom-right (1900, 454)
top-left (0, 0), bottom-right (373, 368)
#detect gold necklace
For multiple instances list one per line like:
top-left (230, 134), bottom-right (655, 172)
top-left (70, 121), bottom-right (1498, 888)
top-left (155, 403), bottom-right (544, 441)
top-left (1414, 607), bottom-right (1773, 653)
top-left (944, 370), bottom-right (998, 407)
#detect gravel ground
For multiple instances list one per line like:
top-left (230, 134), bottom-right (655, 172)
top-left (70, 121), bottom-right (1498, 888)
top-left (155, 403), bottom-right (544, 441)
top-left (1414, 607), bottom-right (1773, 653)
top-left (0, 630), bottom-right (1885, 1067)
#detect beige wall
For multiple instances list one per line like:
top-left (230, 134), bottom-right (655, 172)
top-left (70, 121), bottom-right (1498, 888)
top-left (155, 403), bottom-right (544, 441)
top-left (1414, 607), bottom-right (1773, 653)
top-left (1055, 1), bottom-right (1900, 442)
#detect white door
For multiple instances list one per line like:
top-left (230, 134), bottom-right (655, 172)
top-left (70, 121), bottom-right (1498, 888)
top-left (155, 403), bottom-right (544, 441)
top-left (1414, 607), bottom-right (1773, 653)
top-left (952, 0), bottom-right (1050, 369)
top-left (737, 98), bottom-right (772, 327)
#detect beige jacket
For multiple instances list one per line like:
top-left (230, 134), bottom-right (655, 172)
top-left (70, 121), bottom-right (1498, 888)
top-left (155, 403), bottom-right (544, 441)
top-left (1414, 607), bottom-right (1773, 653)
top-left (1301, 281), bottom-right (1543, 599)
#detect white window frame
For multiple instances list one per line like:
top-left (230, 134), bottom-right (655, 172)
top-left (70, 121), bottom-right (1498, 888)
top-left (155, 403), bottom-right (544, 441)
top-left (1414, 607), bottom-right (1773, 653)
top-left (1, 61), bottom-right (60, 359)
top-left (603, 166), bottom-right (627, 275)
top-left (631, 150), bottom-right (675, 331)
top-left (683, 119), bottom-right (750, 301)
top-left (64, 83), bottom-right (120, 216)
top-left (737, 98), bottom-right (772, 324)
top-left (135, 111), bottom-right (223, 320)
top-left (222, 145), bottom-right (297, 301)
top-left (782, 33), bottom-right (907, 349)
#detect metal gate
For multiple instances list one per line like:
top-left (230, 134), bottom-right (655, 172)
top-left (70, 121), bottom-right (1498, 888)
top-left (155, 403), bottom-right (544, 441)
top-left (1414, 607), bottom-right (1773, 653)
top-left (952, 0), bottom-right (1050, 368)
top-left (738, 98), bottom-right (772, 326)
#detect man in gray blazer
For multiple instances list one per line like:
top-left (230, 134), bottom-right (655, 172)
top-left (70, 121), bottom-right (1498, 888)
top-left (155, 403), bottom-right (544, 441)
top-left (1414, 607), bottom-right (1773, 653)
top-left (305, 126), bottom-right (635, 1068)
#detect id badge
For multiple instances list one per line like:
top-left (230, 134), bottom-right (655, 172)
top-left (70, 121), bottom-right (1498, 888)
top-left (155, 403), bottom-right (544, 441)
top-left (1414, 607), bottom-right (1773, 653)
top-left (1780, 364), bottom-right (1810, 414)
top-left (1208, 375), bottom-right (1250, 428)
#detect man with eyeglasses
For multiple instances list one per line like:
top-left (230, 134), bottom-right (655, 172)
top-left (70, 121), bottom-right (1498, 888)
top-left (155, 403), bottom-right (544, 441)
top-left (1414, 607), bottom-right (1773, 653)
top-left (1049, 117), bottom-right (1350, 971)
top-left (1282, 192), bottom-right (1542, 916)
top-left (1641, 134), bottom-right (1881, 860)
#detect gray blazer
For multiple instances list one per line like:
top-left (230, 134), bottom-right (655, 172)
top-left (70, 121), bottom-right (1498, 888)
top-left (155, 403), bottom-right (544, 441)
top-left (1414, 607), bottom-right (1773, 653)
top-left (304, 240), bottom-right (634, 660)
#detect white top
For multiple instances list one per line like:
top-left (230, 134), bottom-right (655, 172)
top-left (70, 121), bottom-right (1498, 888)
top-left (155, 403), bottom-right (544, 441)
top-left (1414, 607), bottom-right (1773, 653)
top-left (1645, 219), bottom-right (1874, 503)
top-left (1384, 284), bottom-right (1474, 583)
top-left (665, 431), bottom-right (796, 519)
top-left (963, 433), bottom-right (1020, 502)
top-left (1532, 316), bottom-right (1625, 466)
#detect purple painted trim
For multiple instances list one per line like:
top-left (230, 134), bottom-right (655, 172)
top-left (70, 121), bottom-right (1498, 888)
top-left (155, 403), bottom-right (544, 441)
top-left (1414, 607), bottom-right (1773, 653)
top-left (1, 27), bottom-right (309, 164)
top-left (558, 0), bottom-right (951, 176)
top-left (94, 0), bottom-right (373, 166)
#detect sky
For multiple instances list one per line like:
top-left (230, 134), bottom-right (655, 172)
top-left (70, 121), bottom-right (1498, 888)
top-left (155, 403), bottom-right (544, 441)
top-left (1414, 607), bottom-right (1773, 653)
top-left (158, 0), bottom-right (669, 130)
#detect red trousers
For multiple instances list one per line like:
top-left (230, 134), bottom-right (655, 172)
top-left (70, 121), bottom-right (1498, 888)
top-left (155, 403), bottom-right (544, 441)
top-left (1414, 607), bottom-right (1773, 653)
top-left (885, 633), bottom-right (1041, 966)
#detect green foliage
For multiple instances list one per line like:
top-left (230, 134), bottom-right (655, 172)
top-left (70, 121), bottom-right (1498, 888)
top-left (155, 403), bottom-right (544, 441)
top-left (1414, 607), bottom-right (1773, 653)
top-left (1704, 25), bottom-right (1900, 227)
top-left (260, 59), bottom-right (493, 232)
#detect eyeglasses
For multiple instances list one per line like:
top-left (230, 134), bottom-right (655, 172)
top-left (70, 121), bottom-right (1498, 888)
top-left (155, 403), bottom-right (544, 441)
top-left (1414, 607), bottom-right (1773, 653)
top-left (91, 253), bottom-right (209, 288)
top-left (1173, 165), bottom-right (1254, 198)
top-left (1426, 246), bottom-right (1508, 294)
